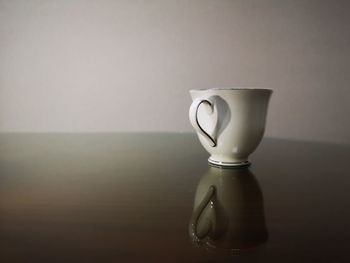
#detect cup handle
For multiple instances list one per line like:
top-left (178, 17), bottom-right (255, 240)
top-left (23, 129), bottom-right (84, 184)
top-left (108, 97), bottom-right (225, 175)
top-left (189, 99), bottom-right (216, 147)
top-left (189, 185), bottom-right (216, 241)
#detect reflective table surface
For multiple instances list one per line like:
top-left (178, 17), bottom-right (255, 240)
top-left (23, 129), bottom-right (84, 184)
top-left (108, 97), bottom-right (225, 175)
top-left (0, 133), bottom-right (349, 262)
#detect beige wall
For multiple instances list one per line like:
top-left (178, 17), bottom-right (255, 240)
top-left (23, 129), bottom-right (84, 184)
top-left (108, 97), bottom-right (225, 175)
top-left (0, 0), bottom-right (349, 144)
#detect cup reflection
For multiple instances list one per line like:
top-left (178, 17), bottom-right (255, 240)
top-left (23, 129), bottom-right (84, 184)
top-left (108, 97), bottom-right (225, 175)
top-left (189, 165), bottom-right (268, 250)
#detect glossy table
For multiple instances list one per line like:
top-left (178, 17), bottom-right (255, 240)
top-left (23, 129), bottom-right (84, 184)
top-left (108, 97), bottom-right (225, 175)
top-left (0, 133), bottom-right (349, 262)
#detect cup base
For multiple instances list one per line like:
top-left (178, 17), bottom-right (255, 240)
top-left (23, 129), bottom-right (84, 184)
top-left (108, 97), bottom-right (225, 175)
top-left (208, 158), bottom-right (251, 167)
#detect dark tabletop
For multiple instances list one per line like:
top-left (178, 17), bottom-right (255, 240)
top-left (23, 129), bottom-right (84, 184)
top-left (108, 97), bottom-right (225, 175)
top-left (0, 133), bottom-right (349, 263)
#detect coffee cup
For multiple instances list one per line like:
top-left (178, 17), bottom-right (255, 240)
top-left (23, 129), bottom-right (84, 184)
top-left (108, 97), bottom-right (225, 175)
top-left (189, 88), bottom-right (272, 166)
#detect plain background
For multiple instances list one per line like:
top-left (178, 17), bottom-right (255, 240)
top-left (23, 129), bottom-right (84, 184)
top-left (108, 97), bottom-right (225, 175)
top-left (0, 0), bottom-right (349, 144)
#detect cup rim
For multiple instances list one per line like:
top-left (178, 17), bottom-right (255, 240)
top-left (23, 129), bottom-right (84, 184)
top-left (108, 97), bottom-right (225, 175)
top-left (190, 87), bottom-right (273, 92)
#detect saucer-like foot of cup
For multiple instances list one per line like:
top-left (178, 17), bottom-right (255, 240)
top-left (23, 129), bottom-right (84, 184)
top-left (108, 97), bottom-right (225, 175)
top-left (208, 157), bottom-right (251, 167)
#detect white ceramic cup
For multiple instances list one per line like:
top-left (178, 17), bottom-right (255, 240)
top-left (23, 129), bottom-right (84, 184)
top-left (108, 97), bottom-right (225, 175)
top-left (189, 88), bottom-right (272, 167)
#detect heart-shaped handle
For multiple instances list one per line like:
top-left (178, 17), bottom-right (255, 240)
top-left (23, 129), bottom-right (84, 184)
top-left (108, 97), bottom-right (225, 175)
top-left (189, 99), bottom-right (216, 147)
